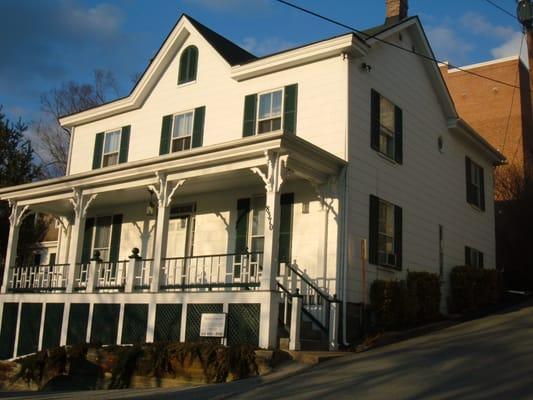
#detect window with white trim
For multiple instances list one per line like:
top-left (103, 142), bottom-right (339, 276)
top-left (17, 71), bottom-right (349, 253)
top-left (171, 111), bottom-right (194, 152)
top-left (257, 89), bottom-right (283, 134)
top-left (249, 196), bottom-right (266, 253)
top-left (378, 199), bottom-right (396, 267)
top-left (470, 163), bottom-right (483, 207)
top-left (378, 96), bottom-right (396, 159)
top-left (92, 216), bottom-right (112, 262)
top-left (102, 130), bottom-right (121, 167)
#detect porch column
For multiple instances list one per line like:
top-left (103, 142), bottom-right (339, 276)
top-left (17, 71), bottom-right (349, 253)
top-left (66, 188), bottom-right (97, 293)
top-left (1, 202), bottom-right (30, 293)
top-left (252, 151), bottom-right (288, 291)
top-left (149, 172), bottom-right (185, 292)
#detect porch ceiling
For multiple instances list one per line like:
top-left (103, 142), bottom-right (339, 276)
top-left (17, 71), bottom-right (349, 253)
top-left (0, 132), bottom-right (346, 213)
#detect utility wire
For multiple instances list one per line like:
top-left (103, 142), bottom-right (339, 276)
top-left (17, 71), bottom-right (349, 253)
top-left (273, 0), bottom-right (529, 92)
top-left (482, 0), bottom-right (520, 22)
top-left (501, 34), bottom-right (526, 154)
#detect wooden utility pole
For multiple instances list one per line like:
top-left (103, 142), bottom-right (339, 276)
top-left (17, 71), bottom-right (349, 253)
top-left (517, 1), bottom-right (533, 91)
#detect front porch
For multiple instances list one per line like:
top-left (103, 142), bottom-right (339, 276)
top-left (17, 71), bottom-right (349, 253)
top-left (0, 132), bottom-right (345, 356)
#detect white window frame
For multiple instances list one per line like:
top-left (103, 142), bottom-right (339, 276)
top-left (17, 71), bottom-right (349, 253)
top-left (102, 128), bottom-right (122, 168)
top-left (377, 199), bottom-right (396, 267)
top-left (247, 195), bottom-right (266, 253)
top-left (256, 88), bottom-right (284, 135)
top-left (91, 215), bottom-right (113, 262)
top-left (467, 247), bottom-right (483, 269)
top-left (170, 109), bottom-right (195, 153)
top-left (378, 94), bottom-right (396, 160)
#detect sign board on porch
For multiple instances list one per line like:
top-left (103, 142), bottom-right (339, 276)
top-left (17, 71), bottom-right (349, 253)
top-left (200, 313), bottom-right (226, 337)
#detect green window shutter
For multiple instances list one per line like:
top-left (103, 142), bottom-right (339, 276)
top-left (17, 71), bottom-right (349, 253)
top-left (159, 115), bottom-right (173, 155)
top-left (178, 46), bottom-right (198, 84)
top-left (242, 94), bottom-right (257, 137)
top-left (118, 125), bottom-right (130, 164)
top-left (370, 90), bottom-right (380, 151)
top-left (92, 132), bottom-right (105, 169)
top-left (235, 198), bottom-right (250, 253)
top-left (81, 218), bottom-right (95, 263)
top-left (479, 167), bottom-right (485, 211)
top-left (109, 214), bottom-right (123, 263)
top-left (368, 195), bottom-right (379, 265)
top-left (394, 106), bottom-right (403, 164)
top-left (465, 157), bottom-right (473, 204)
top-left (394, 205), bottom-right (403, 270)
top-left (278, 193), bottom-right (294, 265)
top-left (192, 106), bottom-right (205, 148)
top-left (465, 246), bottom-right (471, 266)
top-left (283, 84), bottom-right (298, 135)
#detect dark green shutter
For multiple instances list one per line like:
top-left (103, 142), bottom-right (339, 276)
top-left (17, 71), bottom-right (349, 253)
top-left (278, 193), bottom-right (294, 264)
top-left (109, 214), bottom-right (123, 262)
top-left (189, 46), bottom-right (198, 81)
top-left (369, 195), bottom-right (379, 265)
top-left (178, 46), bottom-right (198, 84)
top-left (394, 106), bottom-right (403, 164)
top-left (465, 157), bottom-right (473, 204)
top-left (283, 84), bottom-right (298, 135)
top-left (119, 125), bottom-right (130, 164)
top-left (242, 94), bottom-right (257, 137)
top-left (236, 198), bottom-right (250, 253)
top-left (394, 205), bottom-right (403, 270)
top-left (192, 106), bottom-right (205, 148)
top-left (479, 167), bottom-right (485, 211)
top-left (92, 132), bottom-right (105, 169)
top-left (370, 90), bottom-right (380, 151)
top-left (81, 218), bottom-right (95, 263)
top-left (159, 115), bottom-right (173, 155)
top-left (465, 246), bottom-right (471, 266)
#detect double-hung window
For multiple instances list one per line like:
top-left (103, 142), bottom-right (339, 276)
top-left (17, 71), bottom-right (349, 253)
top-left (171, 111), bottom-right (194, 152)
top-left (465, 246), bottom-right (484, 268)
top-left (249, 196), bottom-right (266, 253)
top-left (102, 130), bottom-right (121, 167)
top-left (378, 199), bottom-right (396, 267)
top-left (369, 195), bottom-right (403, 269)
top-left (465, 157), bottom-right (485, 210)
top-left (258, 89), bottom-right (283, 134)
top-left (92, 216), bottom-right (112, 262)
top-left (371, 89), bottom-right (403, 163)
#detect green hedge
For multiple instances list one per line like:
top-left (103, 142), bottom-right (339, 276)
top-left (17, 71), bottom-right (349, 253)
top-left (448, 266), bottom-right (502, 314)
top-left (369, 272), bottom-right (441, 330)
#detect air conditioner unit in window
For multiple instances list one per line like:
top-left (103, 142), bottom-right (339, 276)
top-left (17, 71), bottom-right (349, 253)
top-left (378, 252), bottom-right (396, 267)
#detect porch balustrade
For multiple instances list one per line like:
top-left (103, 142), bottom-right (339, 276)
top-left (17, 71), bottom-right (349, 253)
top-left (8, 264), bottom-right (69, 292)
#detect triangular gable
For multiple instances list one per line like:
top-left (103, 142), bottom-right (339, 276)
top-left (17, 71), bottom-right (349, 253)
top-left (60, 14), bottom-right (255, 127)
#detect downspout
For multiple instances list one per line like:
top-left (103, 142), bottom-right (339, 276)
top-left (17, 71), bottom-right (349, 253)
top-left (341, 51), bottom-right (350, 346)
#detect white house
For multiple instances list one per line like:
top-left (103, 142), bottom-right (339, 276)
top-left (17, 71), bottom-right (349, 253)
top-left (0, 1), bottom-right (504, 359)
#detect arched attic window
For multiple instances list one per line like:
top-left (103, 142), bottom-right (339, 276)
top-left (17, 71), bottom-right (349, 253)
top-left (178, 45), bottom-right (198, 85)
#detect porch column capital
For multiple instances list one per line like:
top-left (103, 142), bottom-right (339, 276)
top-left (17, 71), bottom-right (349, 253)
top-left (69, 188), bottom-right (97, 220)
top-left (7, 200), bottom-right (30, 228)
top-left (148, 172), bottom-right (186, 208)
top-left (251, 150), bottom-right (289, 193)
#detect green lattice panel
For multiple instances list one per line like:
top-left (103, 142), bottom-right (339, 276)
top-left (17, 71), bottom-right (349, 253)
top-left (121, 304), bottom-right (148, 344)
top-left (17, 303), bottom-right (42, 356)
top-left (185, 303), bottom-right (223, 343)
top-left (154, 304), bottom-right (182, 342)
top-left (42, 303), bottom-right (64, 350)
top-left (66, 303), bottom-right (89, 345)
top-left (227, 304), bottom-right (260, 346)
top-left (90, 304), bottom-right (120, 345)
top-left (0, 303), bottom-right (18, 359)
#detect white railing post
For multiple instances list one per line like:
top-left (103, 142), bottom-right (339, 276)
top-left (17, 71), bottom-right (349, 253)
top-left (329, 296), bottom-right (341, 351)
top-left (86, 258), bottom-right (99, 293)
top-left (289, 290), bottom-right (302, 351)
top-left (126, 248), bottom-right (141, 293)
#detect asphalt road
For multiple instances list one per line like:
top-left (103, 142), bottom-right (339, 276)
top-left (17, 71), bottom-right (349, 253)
top-left (3, 303), bottom-right (533, 400)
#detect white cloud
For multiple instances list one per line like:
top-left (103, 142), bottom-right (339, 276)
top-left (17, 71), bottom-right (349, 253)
top-left (461, 12), bottom-right (514, 39)
top-left (241, 37), bottom-right (296, 56)
top-left (425, 26), bottom-right (474, 64)
top-left (491, 31), bottom-right (528, 65)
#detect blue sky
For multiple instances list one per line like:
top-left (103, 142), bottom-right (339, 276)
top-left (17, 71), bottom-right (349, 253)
top-left (0, 0), bottom-right (526, 125)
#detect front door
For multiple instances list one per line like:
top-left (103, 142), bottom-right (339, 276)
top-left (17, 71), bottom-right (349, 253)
top-left (166, 204), bottom-right (195, 285)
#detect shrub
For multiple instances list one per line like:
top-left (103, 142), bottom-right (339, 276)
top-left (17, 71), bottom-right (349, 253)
top-left (448, 266), bottom-right (503, 314)
top-left (370, 271), bottom-right (441, 330)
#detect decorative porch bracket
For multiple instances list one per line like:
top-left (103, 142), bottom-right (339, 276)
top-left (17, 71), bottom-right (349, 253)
top-left (1, 201), bottom-right (31, 293)
top-left (149, 171), bottom-right (186, 292)
top-left (66, 188), bottom-right (98, 292)
top-left (250, 150), bottom-right (289, 291)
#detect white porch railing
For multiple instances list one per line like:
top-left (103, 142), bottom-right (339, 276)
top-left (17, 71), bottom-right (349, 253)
top-left (8, 264), bottom-right (69, 292)
top-left (95, 260), bottom-right (128, 291)
top-left (74, 262), bottom-right (90, 290)
top-left (134, 259), bottom-right (153, 290)
top-left (160, 252), bottom-right (263, 291)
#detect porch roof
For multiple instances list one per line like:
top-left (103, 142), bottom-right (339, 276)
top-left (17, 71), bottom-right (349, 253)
top-left (0, 132), bottom-right (346, 206)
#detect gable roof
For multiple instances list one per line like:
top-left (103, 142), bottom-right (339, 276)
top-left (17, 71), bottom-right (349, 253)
top-left (185, 14), bottom-right (256, 65)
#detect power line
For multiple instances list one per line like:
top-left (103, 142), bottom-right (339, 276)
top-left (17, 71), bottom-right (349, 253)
top-left (501, 34), bottom-right (526, 154)
top-left (482, 0), bottom-right (520, 22)
top-left (273, 0), bottom-right (528, 92)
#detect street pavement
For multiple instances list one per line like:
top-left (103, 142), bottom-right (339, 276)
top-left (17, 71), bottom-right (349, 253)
top-left (2, 302), bottom-right (533, 399)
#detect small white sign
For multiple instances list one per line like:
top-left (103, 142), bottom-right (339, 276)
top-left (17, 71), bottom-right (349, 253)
top-left (200, 313), bottom-right (226, 337)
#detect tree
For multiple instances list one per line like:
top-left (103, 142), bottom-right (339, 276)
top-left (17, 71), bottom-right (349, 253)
top-left (36, 69), bottom-right (120, 176)
top-left (0, 107), bottom-right (44, 280)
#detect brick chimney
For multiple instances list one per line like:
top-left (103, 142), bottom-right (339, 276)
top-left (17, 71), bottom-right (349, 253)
top-left (386, 0), bottom-right (408, 24)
